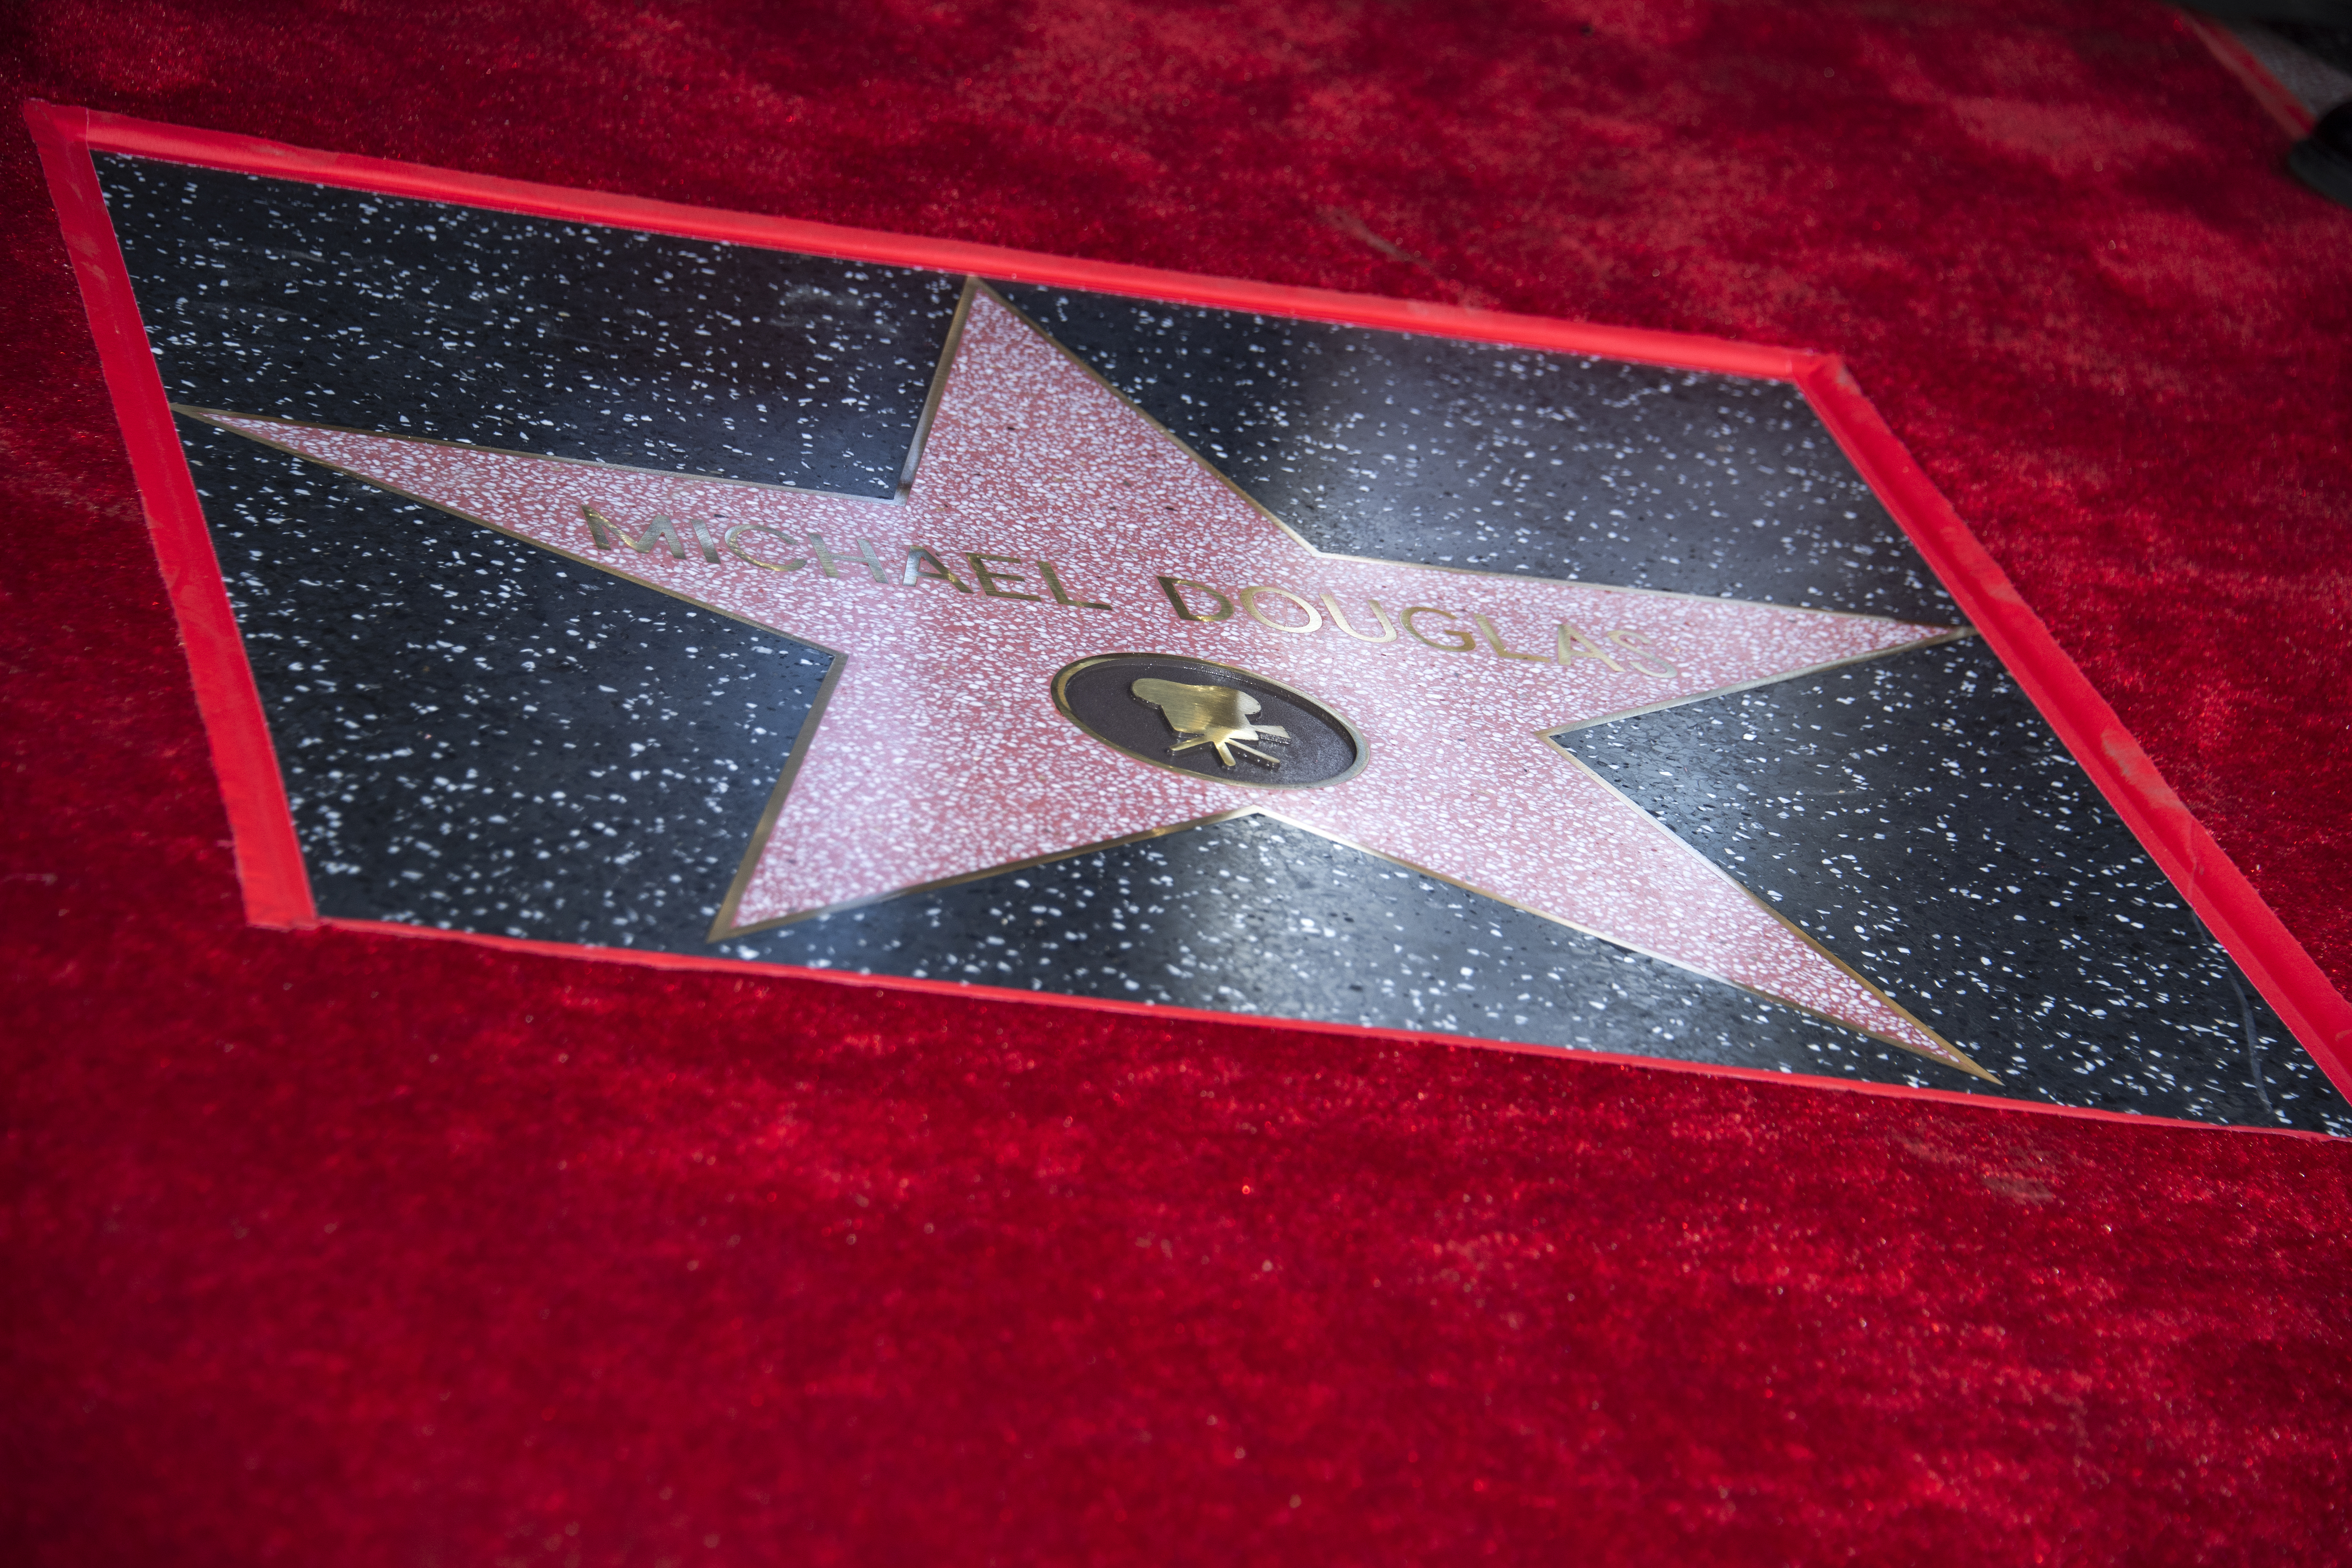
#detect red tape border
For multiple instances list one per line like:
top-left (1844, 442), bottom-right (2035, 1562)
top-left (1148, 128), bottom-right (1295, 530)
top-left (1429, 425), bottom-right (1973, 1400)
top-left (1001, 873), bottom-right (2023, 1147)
top-left (26, 98), bottom-right (2352, 1130)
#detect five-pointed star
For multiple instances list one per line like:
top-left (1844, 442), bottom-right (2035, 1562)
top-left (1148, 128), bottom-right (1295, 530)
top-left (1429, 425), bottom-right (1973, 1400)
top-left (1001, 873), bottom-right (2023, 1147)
top-left (193, 286), bottom-right (1986, 1077)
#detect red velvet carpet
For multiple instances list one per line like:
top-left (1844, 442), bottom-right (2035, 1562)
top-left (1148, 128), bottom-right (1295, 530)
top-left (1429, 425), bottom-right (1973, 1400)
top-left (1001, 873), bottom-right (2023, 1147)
top-left (6, 3), bottom-right (2351, 1562)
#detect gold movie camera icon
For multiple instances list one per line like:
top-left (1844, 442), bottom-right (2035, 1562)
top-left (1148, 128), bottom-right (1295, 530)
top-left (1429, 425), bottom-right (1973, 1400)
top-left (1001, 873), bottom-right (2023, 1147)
top-left (1130, 678), bottom-right (1290, 769)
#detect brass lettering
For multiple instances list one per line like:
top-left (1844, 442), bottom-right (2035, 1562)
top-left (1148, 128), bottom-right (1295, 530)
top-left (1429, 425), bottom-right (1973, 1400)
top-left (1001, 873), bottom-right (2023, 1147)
top-left (1158, 577), bottom-right (1235, 622)
top-left (903, 546), bottom-right (972, 592)
top-left (582, 504), bottom-right (689, 559)
top-left (634, 517), bottom-right (690, 559)
top-left (1402, 606), bottom-right (1475, 652)
top-left (807, 533), bottom-right (891, 582)
top-left (1321, 595), bottom-right (1396, 643)
top-left (1557, 622), bottom-right (1627, 671)
top-left (1474, 613), bottom-right (1552, 664)
top-left (688, 520), bottom-right (722, 564)
top-left (1241, 585), bottom-right (1323, 635)
top-left (582, 503), bottom-right (622, 549)
top-left (724, 524), bottom-right (807, 572)
top-left (1037, 559), bottom-right (1111, 610)
top-left (1606, 629), bottom-right (1679, 679)
top-left (967, 553), bottom-right (1040, 602)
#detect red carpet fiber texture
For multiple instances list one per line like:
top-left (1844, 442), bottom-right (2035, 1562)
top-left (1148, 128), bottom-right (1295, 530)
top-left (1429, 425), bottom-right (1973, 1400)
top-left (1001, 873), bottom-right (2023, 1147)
top-left (5, 3), bottom-right (2351, 1562)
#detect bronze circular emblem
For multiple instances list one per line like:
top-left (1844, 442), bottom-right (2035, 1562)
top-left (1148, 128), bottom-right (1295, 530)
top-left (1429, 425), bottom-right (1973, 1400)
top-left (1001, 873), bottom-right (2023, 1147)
top-left (1051, 654), bottom-right (1368, 790)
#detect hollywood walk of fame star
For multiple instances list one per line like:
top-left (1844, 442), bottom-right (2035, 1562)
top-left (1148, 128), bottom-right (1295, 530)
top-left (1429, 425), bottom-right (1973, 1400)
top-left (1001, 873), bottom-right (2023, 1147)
top-left (186, 284), bottom-right (1987, 1077)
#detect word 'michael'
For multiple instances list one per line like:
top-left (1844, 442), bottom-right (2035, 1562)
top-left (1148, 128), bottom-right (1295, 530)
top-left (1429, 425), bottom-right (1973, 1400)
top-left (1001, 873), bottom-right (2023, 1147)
top-left (580, 505), bottom-right (1111, 608)
top-left (1156, 577), bottom-right (1680, 679)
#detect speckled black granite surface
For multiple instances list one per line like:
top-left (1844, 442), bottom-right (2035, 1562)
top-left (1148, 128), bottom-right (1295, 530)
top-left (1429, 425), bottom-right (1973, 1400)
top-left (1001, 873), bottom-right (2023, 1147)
top-left (724, 811), bottom-right (1946, 1085)
top-left (1554, 640), bottom-right (2346, 1132)
top-left (101, 155), bottom-right (960, 497)
top-left (130, 165), bottom-right (2344, 1131)
top-left (182, 417), bottom-right (830, 947)
top-left (994, 284), bottom-right (1960, 623)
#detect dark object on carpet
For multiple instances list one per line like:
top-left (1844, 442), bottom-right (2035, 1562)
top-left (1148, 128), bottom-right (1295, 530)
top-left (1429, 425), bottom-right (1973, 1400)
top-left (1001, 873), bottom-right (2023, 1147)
top-left (2184, 0), bottom-right (2352, 25)
top-left (2290, 101), bottom-right (2352, 203)
top-left (2270, 18), bottom-right (2352, 72)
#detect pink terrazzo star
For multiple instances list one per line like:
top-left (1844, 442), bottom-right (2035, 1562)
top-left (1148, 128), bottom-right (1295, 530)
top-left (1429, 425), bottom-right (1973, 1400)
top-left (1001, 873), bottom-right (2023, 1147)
top-left (193, 288), bottom-right (1984, 1075)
